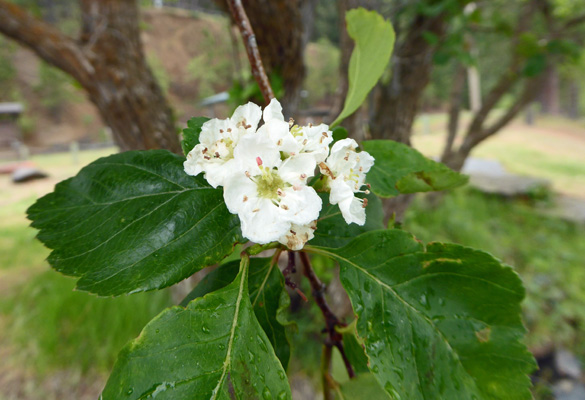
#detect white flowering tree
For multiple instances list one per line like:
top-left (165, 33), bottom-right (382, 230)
top-left (26, 4), bottom-right (536, 400)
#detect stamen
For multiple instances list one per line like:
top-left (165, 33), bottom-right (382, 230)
top-left (319, 162), bottom-right (335, 179)
top-left (244, 124), bottom-right (252, 129)
top-left (202, 148), bottom-right (208, 154)
top-left (300, 173), bottom-right (307, 179)
top-left (302, 139), bottom-right (308, 145)
top-left (204, 155), bottom-right (211, 160)
top-left (245, 171), bottom-right (251, 178)
top-left (252, 208), bottom-right (260, 213)
top-left (219, 129), bottom-right (224, 133)
top-left (243, 195), bottom-right (248, 202)
top-left (290, 229), bottom-right (297, 235)
top-left (227, 128), bottom-right (232, 132)
top-left (362, 198), bottom-right (368, 208)
top-left (277, 189), bottom-right (285, 197)
top-left (214, 152), bottom-right (220, 158)
top-left (277, 139), bottom-right (283, 146)
top-left (308, 123), bottom-right (313, 127)
top-left (256, 157), bottom-right (263, 166)
top-left (289, 117), bottom-right (294, 128)
top-left (281, 204), bottom-right (289, 210)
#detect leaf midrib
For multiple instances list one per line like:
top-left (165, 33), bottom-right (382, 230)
top-left (210, 262), bottom-right (247, 399)
top-left (310, 247), bottom-right (481, 397)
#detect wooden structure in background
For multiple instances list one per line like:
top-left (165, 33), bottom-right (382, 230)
top-left (0, 102), bottom-right (24, 151)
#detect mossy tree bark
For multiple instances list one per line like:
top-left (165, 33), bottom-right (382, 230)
top-left (0, 0), bottom-right (181, 153)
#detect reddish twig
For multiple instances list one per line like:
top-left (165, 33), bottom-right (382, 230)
top-left (283, 251), bottom-right (308, 302)
top-left (225, 0), bottom-right (275, 105)
top-left (299, 252), bottom-right (355, 379)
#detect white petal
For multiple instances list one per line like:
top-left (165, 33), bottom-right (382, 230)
top-left (231, 102), bottom-right (262, 132)
top-left (330, 138), bottom-right (358, 155)
top-left (300, 124), bottom-right (332, 162)
top-left (278, 221), bottom-right (316, 250)
top-left (358, 150), bottom-right (375, 172)
top-left (258, 120), bottom-right (299, 154)
top-left (202, 159), bottom-right (240, 188)
top-left (278, 154), bottom-right (317, 185)
top-left (279, 185), bottom-right (322, 225)
top-left (199, 119), bottom-right (231, 146)
top-left (329, 177), bottom-right (354, 205)
top-left (338, 196), bottom-right (366, 225)
top-left (263, 98), bottom-right (284, 122)
top-left (183, 144), bottom-right (206, 177)
top-left (239, 198), bottom-right (290, 243)
top-left (223, 172), bottom-right (258, 214)
top-left (233, 133), bottom-right (281, 173)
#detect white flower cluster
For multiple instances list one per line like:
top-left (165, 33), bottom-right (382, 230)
top-left (184, 99), bottom-right (374, 250)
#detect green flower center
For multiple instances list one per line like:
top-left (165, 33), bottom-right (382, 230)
top-left (256, 167), bottom-right (285, 200)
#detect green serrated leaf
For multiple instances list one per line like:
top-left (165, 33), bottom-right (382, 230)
top-left (180, 258), bottom-right (292, 368)
top-left (181, 116), bottom-right (210, 156)
top-left (311, 192), bottom-right (384, 248)
top-left (101, 257), bottom-right (291, 400)
top-left (27, 150), bottom-right (242, 296)
top-left (331, 9), bottom-right (395, 127)
top-left (310, 230), bottom-right (536, 400)
top-left (362, 140), bottom-right (468, 198)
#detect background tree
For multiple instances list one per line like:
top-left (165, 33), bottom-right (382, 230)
top-left (214, 0), bottom-right (317, 116)
top-left (0, 0), bottom-right (181, 152)
top-left (440, 0), bottom-right (585, 171)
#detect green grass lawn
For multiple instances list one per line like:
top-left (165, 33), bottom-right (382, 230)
top-left (0, 149), bottom-right (173, 392)
top-left (412, 113), bottom-right (585, 198)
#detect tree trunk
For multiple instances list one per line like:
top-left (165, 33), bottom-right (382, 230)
top-left (539, 64), bottom-right (561, 115)
top-left (0, 0), bottom-right (181, 153)
top-left (369, 13), bottom-right (445, 145)
top-left (441, 63), bottom-right (467, 163)
top-left (216, 0), bottom-right (312, 117)
top-left (567, 79), bottom-right (580, 120)
top-left (367, 11), bottom-right (445, 221)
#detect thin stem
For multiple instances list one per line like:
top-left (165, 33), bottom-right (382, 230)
top-left (283, 251), bottom-right (308, 302)
top-left (225, 0), bottom-right (275, 105)
top-left (245, 241), bottom-right (280, 256)
top-left (299, 252), bottom-right (355, 379)
top-left (321, 344), bottom-right (334, 400)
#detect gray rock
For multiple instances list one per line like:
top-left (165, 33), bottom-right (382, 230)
top-left (11, 167), bottom-right (48, 183)
top-left (553, 379), bottom-right (585, 400)
top-left (460, 157), bottom-right (551, 197)
top-left (555, 349), bottom-right (582, 380)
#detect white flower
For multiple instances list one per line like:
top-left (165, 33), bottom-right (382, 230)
top-left (223, 133), bottom-right (322, 244)
top-left (183, 102), bottom-right (262, 188)
top-left (258, 99), bottom-right (333, 167)
top-left (320, 138), bottom-right (374, 225)
top-left (278, 221), bottom-right (317, 251)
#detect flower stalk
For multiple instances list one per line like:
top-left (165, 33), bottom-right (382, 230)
top-left (299, 252), bottom-right (355, 380)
